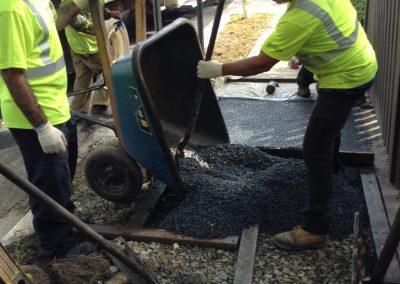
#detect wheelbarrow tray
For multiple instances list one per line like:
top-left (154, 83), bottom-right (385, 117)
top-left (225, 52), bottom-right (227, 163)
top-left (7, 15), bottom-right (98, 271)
top-left (111, 18), bottom-right (230, 194)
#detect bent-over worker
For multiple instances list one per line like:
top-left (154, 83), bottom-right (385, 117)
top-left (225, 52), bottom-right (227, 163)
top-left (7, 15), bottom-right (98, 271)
top-left (197, 0), bottom-right (377, 250)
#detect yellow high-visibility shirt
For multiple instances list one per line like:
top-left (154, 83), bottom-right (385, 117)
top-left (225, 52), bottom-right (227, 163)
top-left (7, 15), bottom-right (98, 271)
top-left (61, 0), bottom-right (106, 55)
top-left (0, 0), bottom-right (70, 129)
top-left (261, 0), bottom-right (377, 89)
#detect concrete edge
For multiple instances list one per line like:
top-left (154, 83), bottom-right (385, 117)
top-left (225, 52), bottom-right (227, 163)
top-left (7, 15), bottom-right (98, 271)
top-left (1, 211), bottom-right (34, 247)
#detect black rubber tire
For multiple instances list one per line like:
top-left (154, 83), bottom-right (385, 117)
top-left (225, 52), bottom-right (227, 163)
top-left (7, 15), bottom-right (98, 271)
top-left (84, 145), bottom-right (143, 203)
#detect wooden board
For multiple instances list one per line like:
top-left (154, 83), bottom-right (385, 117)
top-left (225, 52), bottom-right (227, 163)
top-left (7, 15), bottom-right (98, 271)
top-left (90, 224), bottom-right (239, 250)
top-left (233, 225), bottom-right (259, 284)
top-left (128, 179), bottom-right (165, 227)
top-left (257, 146), bottom-right (374, 167)
top-left (361, 174), bottom-right (400, 283)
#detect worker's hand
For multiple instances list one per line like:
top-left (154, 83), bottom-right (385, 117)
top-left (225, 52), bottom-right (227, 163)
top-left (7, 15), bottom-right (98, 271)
top-left (288, 57), bottom-right (299, 69)
top-left (36, 122), bottom-right (67, 155)
top-left (110, 11), bottom-right (122, 20)
top-left (197, 60), bottom-right (223, 79)
top-left (71, 0), bottom-right (88, 11)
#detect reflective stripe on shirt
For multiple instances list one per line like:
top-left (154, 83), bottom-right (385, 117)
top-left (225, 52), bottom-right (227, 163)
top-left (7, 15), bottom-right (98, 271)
top-left (23, 0), bottom-right (65, 79)
top-left (289, 0), bottom-right (359, 66)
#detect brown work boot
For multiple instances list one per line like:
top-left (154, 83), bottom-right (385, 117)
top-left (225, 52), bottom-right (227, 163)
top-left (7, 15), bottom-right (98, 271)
top-left (272, 226), bottom-right (328, 250)
top-left (295, 86), bottom-right (311, 98)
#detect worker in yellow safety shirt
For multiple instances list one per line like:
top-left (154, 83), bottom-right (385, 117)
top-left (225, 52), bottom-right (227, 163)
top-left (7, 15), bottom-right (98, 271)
top-left (0, 0), bottom-right (95, 259)
top-left (197, 0), bottom-right (377, 250)
top-left (62, 0), bottom-right (121, 117)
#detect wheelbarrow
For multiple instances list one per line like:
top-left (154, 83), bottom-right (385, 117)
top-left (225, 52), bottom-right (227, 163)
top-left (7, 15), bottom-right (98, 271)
top-left (84, 18), bottom-right (230, 203)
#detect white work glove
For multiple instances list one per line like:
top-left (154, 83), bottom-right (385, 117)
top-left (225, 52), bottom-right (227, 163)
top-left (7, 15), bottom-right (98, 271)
top-left (197, 60), bottom-right (223, 79)
top-left (35, 122), bottom-right (67, 155)
top-left (71, 0), bottom-right (89, 10)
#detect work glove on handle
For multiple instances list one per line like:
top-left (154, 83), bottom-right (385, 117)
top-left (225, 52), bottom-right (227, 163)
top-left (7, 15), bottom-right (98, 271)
top-left (36, 122), bottom-right (67, 155)
top-left (197, 60), bottom-right (223, 79)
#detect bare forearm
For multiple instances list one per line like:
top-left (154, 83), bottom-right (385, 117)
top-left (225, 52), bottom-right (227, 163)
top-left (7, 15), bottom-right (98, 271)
top-left (222, 53), bottom-right (279, 76)
top-left (56, 1), bottom-right (81, 31)
top-left (1, 69), bottom-right (47, 128)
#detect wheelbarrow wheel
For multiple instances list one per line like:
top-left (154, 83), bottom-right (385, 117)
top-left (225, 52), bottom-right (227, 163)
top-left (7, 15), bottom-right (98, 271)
top-left (84, 145), bottom-right (143, 203)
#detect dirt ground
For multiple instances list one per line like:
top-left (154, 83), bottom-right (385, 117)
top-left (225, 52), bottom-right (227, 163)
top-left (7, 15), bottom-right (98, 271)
top-left (213, 13), bottom-right (271, 62)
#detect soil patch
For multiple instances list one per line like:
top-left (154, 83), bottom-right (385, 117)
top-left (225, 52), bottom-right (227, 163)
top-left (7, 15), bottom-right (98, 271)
top-left (213, 13), bottom-right (271, 62)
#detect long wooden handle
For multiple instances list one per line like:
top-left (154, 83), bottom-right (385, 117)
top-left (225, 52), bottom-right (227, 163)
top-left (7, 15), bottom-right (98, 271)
top-left (89, 0), bottom-right (122, 145)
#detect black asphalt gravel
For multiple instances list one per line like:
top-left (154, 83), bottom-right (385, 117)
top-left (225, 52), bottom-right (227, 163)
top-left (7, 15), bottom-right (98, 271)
top-left (218, 98), bottom-right (372, 151)
top-left (152, 143), bottom-right (369, 240)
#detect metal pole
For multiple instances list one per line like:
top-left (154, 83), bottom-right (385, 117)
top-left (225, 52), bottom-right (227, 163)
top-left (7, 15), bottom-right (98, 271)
top-left (152, 0), bottom-right (162, 32)
top-left (197, 0), bottom-right (204, 53)
top-left (0, 162), bottom-right (159, 284)
top-left (370, 205), bottom-right (400, 283)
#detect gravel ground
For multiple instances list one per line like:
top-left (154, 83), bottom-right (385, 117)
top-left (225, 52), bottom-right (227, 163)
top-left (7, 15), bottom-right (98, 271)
top-left (151, 143), bottom-right (369, 240)
top-left (116, 233), bottom-right (355, 283)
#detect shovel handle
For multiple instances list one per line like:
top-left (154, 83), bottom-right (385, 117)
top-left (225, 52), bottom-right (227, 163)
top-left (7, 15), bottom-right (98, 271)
top-left (175, 0), bottom-right (226, 160)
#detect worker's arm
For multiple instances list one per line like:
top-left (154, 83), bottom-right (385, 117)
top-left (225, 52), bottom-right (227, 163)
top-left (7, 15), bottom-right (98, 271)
top-left (1, 69), bottom-right (46, 127)
top-left (1, 69), bottom-right (67, 154)
top-left (55, 0), bottom-right (89, 31)
top-left (197, 52), bottom-right (279, 79)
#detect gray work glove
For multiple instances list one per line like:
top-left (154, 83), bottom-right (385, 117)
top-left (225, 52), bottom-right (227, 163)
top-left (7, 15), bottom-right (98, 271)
top-left (36, 122), bottom-right (67, 155)
top-left (197, 60), bottom-right (223, 79)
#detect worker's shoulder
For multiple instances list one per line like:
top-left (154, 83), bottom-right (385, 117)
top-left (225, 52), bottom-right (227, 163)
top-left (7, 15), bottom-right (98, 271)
top-left (0, 0), bottom-right (29, 13)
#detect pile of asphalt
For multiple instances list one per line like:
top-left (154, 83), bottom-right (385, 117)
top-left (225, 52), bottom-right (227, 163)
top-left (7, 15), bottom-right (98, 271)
top-left (153, 143), bottom-right (369, 240)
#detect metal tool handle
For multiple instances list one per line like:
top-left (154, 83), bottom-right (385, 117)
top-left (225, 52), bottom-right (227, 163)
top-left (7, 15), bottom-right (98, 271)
top-left (0, 161), bottom-right (159, 284)
top-left (175, 0), bottom-right (226, 161)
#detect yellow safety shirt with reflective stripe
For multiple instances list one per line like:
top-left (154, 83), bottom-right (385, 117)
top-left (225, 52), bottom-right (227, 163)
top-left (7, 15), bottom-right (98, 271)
top-left (261, 0), bottom-right (377, 89)
top-left (61, 0), bottom-right (104, 55)
top-left (0, 0), bottom-right (70, 129)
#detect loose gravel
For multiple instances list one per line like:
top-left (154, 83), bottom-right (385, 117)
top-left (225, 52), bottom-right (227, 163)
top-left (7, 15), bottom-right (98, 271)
top-left (152, 143), bottom-right (369, 240)
top-left (114, 233), bottom-right (355, 284)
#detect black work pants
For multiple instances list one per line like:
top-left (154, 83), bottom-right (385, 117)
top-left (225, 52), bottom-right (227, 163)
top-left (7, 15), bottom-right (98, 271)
top-left (301, 82), bottom-right (373, 235)
top-left (10, 118), bottom-right (78, 257)
top-left (296, 66), bottom-right (315, 88)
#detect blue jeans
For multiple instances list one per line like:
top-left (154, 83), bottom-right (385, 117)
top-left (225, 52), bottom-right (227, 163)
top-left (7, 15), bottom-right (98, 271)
top-left (10, 118), bottom-right (78, 257)
top-left (301, 79), bottom-right (374, 235)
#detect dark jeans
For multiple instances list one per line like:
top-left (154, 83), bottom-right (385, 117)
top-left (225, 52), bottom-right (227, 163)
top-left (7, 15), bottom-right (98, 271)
top-left (10, 118), bottom-right (78, 257)
top-left (301, 80), bottom-right (374, 235)
top-left (297, 66), bottom-right (315, 88)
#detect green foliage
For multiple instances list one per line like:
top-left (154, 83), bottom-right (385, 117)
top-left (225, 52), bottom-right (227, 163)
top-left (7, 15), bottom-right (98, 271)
top-left (350, 0), bottom-right (367, 23)
top-left (14, 242), bottom-right (35, 262)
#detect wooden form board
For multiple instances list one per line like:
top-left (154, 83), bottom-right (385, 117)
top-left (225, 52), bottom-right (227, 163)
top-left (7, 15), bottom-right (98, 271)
top-left (128, 180), bottom-right (165, 227)
top-left (233, 225), bottom-right (259, 284)
top-left (90, 224), bottom-right (239, 250)
top-left (361, 174), bottom-right (400, 283)
top-left (257, 146), bottom-right (375, 167)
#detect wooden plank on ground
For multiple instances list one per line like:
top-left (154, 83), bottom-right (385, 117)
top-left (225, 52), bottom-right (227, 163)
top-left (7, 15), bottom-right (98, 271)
top-left (128, 179), bottom-right (165, 227)
top-left (257, 146), bottom-right (374, 167)
top-left (233, 225), bottom-right (259, 284)
top-left (90, 224), bottom-right (239, 250)
top-left (361, 174), bottom-right (400, 283)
